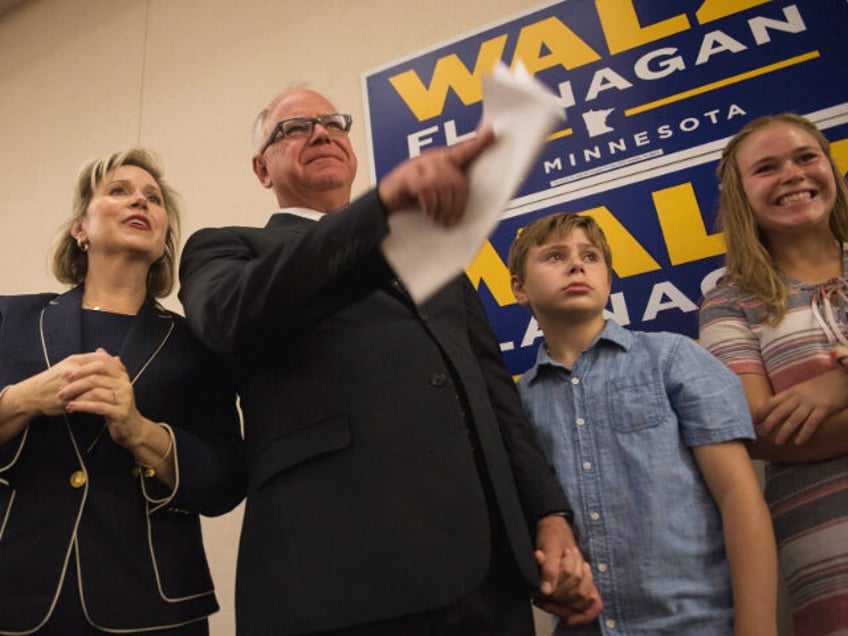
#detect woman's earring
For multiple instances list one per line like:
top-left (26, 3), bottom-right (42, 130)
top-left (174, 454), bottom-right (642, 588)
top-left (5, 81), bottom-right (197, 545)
top-left (77, 238), bottom-right (89, 253)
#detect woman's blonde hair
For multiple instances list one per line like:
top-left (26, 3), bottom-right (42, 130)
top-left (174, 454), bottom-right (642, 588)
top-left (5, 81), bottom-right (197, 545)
top-left (51, 148), bottom-right (182, 298)
top-left (716, 113), bottom-right (848, 324)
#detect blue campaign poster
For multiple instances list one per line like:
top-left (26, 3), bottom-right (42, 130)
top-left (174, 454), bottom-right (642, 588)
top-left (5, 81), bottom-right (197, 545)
top-left (362, 1), bottom-right (848, 374)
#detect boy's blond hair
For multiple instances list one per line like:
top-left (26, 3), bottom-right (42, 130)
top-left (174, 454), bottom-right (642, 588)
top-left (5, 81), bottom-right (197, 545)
top-left (507, 212), bottom-right (612, 282)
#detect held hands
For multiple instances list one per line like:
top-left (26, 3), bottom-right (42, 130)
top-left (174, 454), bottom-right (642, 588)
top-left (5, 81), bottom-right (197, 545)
top-left (755, 368), bottom-right (848, 445)
top-left (533, 515), bottom-right (603, 625)
top-left (0, 349), bottom-right (138, 443)
top-left (2, 349), bottom-right (172, 482)
top-left (9, 353), bottom-right (96, 419)
top-left (376, 127), bottom-right (496, 227)
top-left (57, 348), bottom-right (149, 449)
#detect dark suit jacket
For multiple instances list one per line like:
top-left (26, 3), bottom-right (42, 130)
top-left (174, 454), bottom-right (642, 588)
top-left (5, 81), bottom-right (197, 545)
top-left (0, 287), bottom-right (246, 633)
top-left (179, 190), bottom-right (569, 635)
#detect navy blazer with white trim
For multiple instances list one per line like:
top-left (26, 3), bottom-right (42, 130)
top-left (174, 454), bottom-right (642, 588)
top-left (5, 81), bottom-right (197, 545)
top-left (0, 287), bottom-right (246, 633)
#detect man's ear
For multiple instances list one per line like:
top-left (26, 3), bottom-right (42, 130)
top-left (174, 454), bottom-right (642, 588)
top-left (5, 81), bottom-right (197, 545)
top-left (252, 155), bottom-right (272, 189)
top-left (511, 274), bottom-right (530, 308)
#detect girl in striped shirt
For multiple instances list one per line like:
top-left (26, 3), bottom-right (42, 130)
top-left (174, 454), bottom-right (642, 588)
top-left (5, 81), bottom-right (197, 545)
top-left (699, 113), bottom-right (848, 636)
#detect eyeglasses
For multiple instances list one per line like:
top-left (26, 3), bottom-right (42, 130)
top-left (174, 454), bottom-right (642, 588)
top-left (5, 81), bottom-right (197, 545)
top-left (259, 113), bottom-right (353, 154)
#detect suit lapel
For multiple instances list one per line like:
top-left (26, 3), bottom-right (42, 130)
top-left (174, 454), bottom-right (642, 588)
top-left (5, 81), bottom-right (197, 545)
top-left (39, 286), bottom-right (84, 367)
top-left (118, 298), bottom-right (174, 385)
top-left (40, 288), bottom-right (174, 384)
top-left (39, 286), bottom-right (95, 454)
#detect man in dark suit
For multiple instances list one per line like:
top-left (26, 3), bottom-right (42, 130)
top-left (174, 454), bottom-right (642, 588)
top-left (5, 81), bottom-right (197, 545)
top-left (178, 88), bottom-right (601, 635)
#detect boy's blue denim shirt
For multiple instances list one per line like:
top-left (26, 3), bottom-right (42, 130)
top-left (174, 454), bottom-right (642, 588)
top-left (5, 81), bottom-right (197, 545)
top-left (518, 320), bottom-right (755, 635)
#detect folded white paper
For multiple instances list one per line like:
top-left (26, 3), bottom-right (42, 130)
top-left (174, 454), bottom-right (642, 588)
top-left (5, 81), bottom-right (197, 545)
top-left (380, 61), bottom-right (565, 305)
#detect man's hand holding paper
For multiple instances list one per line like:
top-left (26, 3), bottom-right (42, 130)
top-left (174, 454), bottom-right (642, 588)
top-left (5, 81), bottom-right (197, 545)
top-left (381, 61), bottom-right (565, 304)
top-left (377, 127), bottom-right (496, 228)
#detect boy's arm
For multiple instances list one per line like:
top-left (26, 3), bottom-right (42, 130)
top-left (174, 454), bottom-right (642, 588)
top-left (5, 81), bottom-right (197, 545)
top-left (692, 441), bottom-right (778, 636)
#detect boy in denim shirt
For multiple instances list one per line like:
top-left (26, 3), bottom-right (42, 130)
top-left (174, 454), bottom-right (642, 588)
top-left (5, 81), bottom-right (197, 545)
top-left (508, 213), bottom-right (777, 635)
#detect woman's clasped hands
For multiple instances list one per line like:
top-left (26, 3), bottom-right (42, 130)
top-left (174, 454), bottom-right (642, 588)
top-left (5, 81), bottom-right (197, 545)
top-left (58, 348), bottom-right (145, 448)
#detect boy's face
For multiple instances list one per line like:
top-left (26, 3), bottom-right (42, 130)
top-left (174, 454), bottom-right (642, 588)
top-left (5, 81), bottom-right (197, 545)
top-left (511, 227), bottom-right (611, 324)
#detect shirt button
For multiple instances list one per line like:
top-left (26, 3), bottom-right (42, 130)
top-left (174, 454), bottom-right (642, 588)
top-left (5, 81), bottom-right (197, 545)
top-left (571, 377), bottom-right (580, 385)
top-left (590, 511), bottom-right (600, 520)
top-left (69, 470), bottom-right (86, 488)
top-left (575, 418), bottom-right (585, 426)
top-left (429, 372), bottom-right (447, 387)
top-left (605, 619), bottom-right (616, 629)
top-left (582, 461), bottom-right (592, 471)
top-left (597, 563), bottom-right (608, 572)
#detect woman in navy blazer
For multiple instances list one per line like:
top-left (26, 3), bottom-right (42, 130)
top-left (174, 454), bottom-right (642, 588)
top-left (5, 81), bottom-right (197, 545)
top-left (0, 148), bottom-right (246, 634)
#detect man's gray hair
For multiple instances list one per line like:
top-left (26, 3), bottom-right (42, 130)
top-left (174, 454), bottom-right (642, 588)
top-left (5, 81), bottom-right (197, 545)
top-left (251, 82), bottom-right (313, 155)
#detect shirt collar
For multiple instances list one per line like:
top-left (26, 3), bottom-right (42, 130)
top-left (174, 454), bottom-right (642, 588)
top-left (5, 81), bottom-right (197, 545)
top-left (279, 206), bottom-right (325, 222)
top-left (523, 319), bottom-right (631, 384)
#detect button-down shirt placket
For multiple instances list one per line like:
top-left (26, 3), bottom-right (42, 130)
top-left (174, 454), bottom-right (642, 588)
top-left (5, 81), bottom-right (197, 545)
top-left (566, 352), bottom-right (621, 632)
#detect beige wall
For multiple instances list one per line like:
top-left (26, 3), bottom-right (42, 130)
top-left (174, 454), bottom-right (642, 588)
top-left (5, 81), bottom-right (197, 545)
top-left (0, 0), bottom-right (542, 297)
top-left (0, 0), bottom-right (549, 633)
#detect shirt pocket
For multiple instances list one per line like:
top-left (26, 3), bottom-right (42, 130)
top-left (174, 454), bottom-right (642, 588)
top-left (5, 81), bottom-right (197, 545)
top-left (605, 378), bottom-right (664, 433)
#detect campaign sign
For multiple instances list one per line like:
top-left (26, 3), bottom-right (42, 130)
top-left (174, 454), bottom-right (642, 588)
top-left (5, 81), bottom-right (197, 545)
top-left (362, 0), bottom-right (848, 374)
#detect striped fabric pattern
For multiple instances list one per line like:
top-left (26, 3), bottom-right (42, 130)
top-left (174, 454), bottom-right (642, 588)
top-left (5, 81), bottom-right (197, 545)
top-left (700, 277), bottom-right (848, 635)
top-left (699, 283), bottom-right (840, 392)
